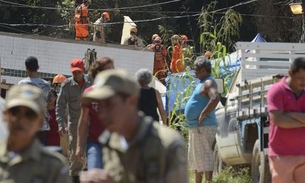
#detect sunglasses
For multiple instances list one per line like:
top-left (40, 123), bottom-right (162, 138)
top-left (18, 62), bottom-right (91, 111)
top-left (9, 106), bottom-right (38, 120)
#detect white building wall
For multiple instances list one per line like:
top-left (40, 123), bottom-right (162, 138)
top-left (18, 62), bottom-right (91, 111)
top-left (0, 32), bottom-right (154, 84)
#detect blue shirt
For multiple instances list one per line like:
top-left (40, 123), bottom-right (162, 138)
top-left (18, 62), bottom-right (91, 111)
top-left (184, 76), bottom-right (217, 128)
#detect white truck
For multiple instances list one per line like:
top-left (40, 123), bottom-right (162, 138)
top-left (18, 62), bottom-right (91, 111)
top-left (214, 42), bottom-right (305, 183)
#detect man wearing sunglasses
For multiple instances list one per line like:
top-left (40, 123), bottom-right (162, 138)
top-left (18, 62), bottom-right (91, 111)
top-left (0, 84), bottom-right (71, 183)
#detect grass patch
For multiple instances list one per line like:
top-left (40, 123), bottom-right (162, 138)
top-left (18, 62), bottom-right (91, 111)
top-left (189, 167), bottom-right (251, 183)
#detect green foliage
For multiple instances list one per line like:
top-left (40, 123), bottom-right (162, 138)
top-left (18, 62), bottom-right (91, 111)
top-left (198, 1), bottom-right (242, 94)
top-left (212, 167), bottom-right (251, 183)
top-left (0, 0), bottom-right (65, 35)
top-left (198, 1), bottom-right (242, 53)
top-left (189, 167), bottom-right (251, 183)
top-left (166, 72), bottom-right (198, 136)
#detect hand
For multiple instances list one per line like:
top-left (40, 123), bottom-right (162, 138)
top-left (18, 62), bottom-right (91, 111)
top-left (58, 127), bottom-right (67, 137)
top-left (75, 146), bottom-right (86, 165)
top-left (79, 169), bottom-right (117, 183)
top-left (197, 114), bottom-right (208, 133)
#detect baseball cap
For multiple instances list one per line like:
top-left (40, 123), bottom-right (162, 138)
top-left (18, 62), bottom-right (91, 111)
top-left (82, 69), bottom-right (139, 103)
top-left (25, 56), bottom-right (39, 70)
top-left (71, 59), bottom-right (85, 72)
top-left (5, 84), bottom-right (46, 114)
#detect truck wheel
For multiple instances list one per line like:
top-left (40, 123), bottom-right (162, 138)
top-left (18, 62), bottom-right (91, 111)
top-left (251, 140), bottom-right (271, 183)
top-left (213, 143), bottom-right (225, 174)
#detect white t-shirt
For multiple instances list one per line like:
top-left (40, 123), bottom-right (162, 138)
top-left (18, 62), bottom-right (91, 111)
top-left (18, 77), bottom-right (51, 131)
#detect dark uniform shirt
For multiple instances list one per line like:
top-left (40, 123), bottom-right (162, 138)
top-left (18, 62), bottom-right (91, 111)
top-left (138, 87), bottom-right (159, 122)
top-left (0, 139), bottom-right (71, 183)
top-left (100, 114), bottom-right (188, 183)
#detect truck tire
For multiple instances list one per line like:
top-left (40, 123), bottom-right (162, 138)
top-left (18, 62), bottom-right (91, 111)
top-left (251, 140), bottom-right (271, 183)
top-left (213, 143), bottom-right (225, 174)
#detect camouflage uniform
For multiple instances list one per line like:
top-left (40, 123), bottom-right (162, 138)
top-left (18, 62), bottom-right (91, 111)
top-left (101, 114), bottom-right (188, 183)
top-left (0, 139), bottom-right (71, 183)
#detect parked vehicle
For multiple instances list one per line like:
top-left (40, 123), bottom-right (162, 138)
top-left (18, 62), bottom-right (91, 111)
top-left (214, 42), bottom-right (305, 183)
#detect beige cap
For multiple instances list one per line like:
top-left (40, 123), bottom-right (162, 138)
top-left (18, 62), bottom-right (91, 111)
top-left (5, 84), bottom-right (46, 114)
top-left (82, 69), bottom-right (139, 103)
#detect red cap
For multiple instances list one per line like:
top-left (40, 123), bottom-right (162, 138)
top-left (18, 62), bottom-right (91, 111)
top-left (71, 59), bottom-right (84, 72)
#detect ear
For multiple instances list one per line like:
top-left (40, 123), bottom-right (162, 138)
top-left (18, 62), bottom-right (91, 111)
top-left (288, 69), bottom-right (293, 77)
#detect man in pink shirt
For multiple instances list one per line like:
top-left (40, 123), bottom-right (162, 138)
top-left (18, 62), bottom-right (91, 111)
top-left (267, 57), bottom-right (305, 183)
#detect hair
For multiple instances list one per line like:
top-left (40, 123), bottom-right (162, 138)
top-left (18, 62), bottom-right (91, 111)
top-left (135, 68), bottom-right (153, 85)
top-left (193, 56), bottom-right (212, 73)
top-left (291, 57), bottom-right (305, 74)
top-left (89, 57), bottom-right (114, 79)
top-left (25, 56), bottom-right (39, 72)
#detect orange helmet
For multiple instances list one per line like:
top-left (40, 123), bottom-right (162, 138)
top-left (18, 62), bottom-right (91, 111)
top-left (154, 36), bottom-right (162, 43)
top-left (130, 27), bottom-right (137, 33)
top-left (204, 51), bottom-right (212, 58)
top-left (53, 74), bottom-right (67, 84)
top-left (102, 12), bottom-right (110, 20)
top-left (181, 35), bottom-right (188, 42)
top-left (152, 34), bottom-right (159, 41)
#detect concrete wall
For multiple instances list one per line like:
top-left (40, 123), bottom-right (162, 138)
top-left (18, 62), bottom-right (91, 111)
top-left (0, 32), bottom-right (154, 84)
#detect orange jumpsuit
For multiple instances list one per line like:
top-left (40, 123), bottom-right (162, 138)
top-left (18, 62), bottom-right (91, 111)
top-left (149, 43), bottom-right (167, 83)
top-left (75, 3), bottom-right (89, 41)
top-left (170, 43), bottom-right (183, 73)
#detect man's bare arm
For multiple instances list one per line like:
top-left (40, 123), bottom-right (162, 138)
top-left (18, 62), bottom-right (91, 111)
top-left (269, 110), bottom-right (305, 128)
top-left (199, 80), bottom-right (220, 116)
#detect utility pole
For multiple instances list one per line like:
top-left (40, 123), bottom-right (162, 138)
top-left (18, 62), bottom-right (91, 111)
top-left (301, 0), bottom-right (305, 43)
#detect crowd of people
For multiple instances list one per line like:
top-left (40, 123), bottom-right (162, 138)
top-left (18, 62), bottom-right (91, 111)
top-left (2, 52), bottom-right (304, 183)
top-left (0, 55), bottom-right (189, 183)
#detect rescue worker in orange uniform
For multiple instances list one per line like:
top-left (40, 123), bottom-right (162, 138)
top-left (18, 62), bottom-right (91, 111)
top-left (170, 34), bottom-right (183, 73)
top-left (180, 34), bottom-right (192, 69)
top-left (75, 0), bottom-right (90, 41)
top-left (149, 36), bottom-right (167, 84)
top-left (93, 12), bottom-right (110, 43)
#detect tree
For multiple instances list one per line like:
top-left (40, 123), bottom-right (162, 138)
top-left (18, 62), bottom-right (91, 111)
top-left (254, 0), bottom-right (299, 42)
top-left (0, 0), bottom-right (65, 36)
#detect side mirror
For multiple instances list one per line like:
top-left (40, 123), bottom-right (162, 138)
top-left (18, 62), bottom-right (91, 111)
top-left (220, 96), bottom-right (227, 107)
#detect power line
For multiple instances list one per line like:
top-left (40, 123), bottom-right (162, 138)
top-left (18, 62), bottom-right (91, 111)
top-left (0, 0), bottom-right (272, 29)
top-left (0, 12), bottom-right (294, 28)
top-left (0, 13), bottom-right (199, 27)
top-left (0, 0), bottom-right (181, 11)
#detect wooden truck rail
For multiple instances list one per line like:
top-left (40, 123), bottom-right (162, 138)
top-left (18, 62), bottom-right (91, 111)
top-left (235, 74), bottom-right (284, 121)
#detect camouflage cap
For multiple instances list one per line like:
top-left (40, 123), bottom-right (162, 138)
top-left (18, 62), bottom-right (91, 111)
top-left (5, 84), bottom-right (46, 114)
top-left (82, 69), bottom-right (139, 103)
